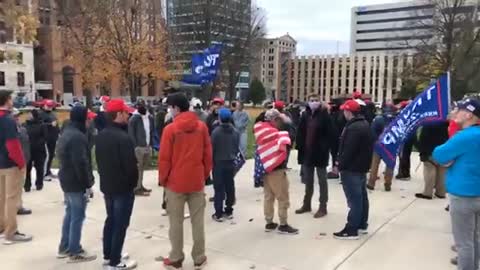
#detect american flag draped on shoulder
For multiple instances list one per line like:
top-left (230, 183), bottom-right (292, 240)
top-left (253, 122), bottom-right (291, 185)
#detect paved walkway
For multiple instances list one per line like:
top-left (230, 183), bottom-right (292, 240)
top-left (0, 152), bottom-right (455, 270)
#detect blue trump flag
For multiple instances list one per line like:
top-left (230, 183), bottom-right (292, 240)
top-left (184, 44), bottom-right (222, 85)
top-left (375, 73), bottom-right (451, 169)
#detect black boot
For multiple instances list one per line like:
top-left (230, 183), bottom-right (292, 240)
top-left (295, 205), bottom-right (311, 214)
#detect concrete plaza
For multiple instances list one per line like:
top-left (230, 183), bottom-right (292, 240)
top-left (0, 152), bottom-right (455, 270)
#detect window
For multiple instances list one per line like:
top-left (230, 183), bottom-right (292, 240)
top-left (0, 71), bottom-right (5, 86)
top-left (17, 52), bottom-right (23, 64)
top-left (17, 72), bottom-right (25, 86)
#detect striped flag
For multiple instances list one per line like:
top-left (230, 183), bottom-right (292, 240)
top-left (254, 150), bottom-right (267, 185)
top-left (254, 122), bottom-right (291, 176)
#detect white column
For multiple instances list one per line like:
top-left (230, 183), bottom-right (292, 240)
top-left (396, 54), bottom-right (404, 94)
top-left (349, 55), bottom-right (355, 94)
top-left (386, 54), bottom-right (394, 102)
top-left (378, 54), bottom-right (385, 103)
top-left (320, 56), bottom-right (325, 100)
top-left (341, 55), bottom-right (347, 95)
top-left (300, 56), bottom-right (306, 101)
top-left (314, 56), bottom-right (320, 96)
top-left (326, 55), bottom-right (332, 101)
top-left (293, 58), bottom-right (299, 101)
top-left (356, 54), bottom-right (363, 93)
top-left (372, 54), bottom-right (377, 101)
top-left (333, 55), bottom-right (339, 98)
top-left (365, 54), bottom-right (372, 96)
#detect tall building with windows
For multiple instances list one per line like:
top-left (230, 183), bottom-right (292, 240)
top-left (288, 53), bottom-right (412, 103)
top-left (166, 0), bottom-right (252, 74)
top-left (351, 1), bottom-right (480, 53)
top-left (259, 34), bottom-right (296, 101)
top-left (0, 0), bottom-right (36, 100)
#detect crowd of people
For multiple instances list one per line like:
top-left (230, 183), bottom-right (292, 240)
top-left (0, 88), bottom-right (480, 270)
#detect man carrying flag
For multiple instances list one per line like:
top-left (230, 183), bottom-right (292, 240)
top-left (254, 109), bottom-right (298, 235)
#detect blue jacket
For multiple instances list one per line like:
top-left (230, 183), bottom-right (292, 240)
top-left (432, 125), bottom-right (480, 197)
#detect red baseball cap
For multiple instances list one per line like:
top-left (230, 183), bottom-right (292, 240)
top-left (87, 110), bottom-right (97, 120)
top-left (212, 98), bottom-right (224, 105)
top-left (340, 100), bottom-right (361, 112)
top-left (274, 101), bottom-right (285, 110)
top-left (105, 99), bottom-right (135, 113)
top-left (45, 99), bottom-right (56, 108)
top-left (353, 91), bottom-right (362, 99)
top-left (399, 100), bottom-right (410, 109)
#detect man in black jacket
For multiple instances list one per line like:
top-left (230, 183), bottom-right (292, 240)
top-left (56, 105), bottom-right (97, 263)
top-left (415, 121), bottom-right (449, 200)
top-left (96, 99), bottom-right (138, 270)
top-left (295, 94), bottom-right (336, 218)
top-left (334, 100), bottom-right (374, 240)
top-left (41, 100), bottom-right (60, 179)
top-left (24, 109), bottom-right (47, 191)
top-left (128, 100), bottom-right (155, 196)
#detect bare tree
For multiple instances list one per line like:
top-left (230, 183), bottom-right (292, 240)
top-left (404, 0), bottom-right (480, 99)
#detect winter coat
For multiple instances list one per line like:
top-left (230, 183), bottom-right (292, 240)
top-left (128, 112), bottom-right (155, 147)
top-left (57, 123), bottom-right (94, 193)
top-left (296, 106), bottom-right (336, 167)
top-left (417, 121), bottom-right (449, 162)
top-left (96, 123), bottom-right (138, 194)
top-left (158, 111), bottom-right (213, 193)
top-left (25, 118), bottom-right (47, 153)
top-left (211, 123), bottom-right (240, 162)
top-left (338, 116), bottom-right (375, 173)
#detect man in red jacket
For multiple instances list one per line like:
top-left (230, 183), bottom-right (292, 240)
top-left (0, 90), bottom-right (32, 245)
top-left (158, 92), bottom-right (212, 270)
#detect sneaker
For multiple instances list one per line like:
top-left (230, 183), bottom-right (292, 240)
top-left (36, 185), bottom-right (43, 191)
top-left (57, 250), bottom-right (70, 259)
top-left (415, 193), bottom-right (433, 200)
top-left (141, 187), bottom-right (152, 193)
top-left (3, 231), bottom-right (32, 245)
top-left (163, 258), bottom-right (183, 270)
top-left (278, 224), bottom-right (299, 235)
top-left (108, 259), bottom-right (137, 270)
top-left (24, 187), bottom-right (31, 192)
top-left (211, 214), bottom-right (224, 223)
top-left (366, 184), bottom-right (374, 191)
top-left (17, 207), bottom-right (32, 215)
top-left (333, 229), bottom-right (360, 240)
top-left (451, 257), bottom-right (458, 266)
top-left (295, 205), bottom-right (311, 214)
top-left (223, 213), bottom-right (234, 220)
top-left (194, 257), bottom-right (207, 270)
top-left (385, 185), bottom-right (392, 192)
top-left (435, 193), bottom-right (446, 199)
top-left (103, 253), bottom-right (130, 265)
top-left (358, 228), bottom-right (368, 235)
top-left (67, 251), bottom-right (97, 263)
top-left (161, 209), bottom-right (168, 216)
top-left (265, 222), bottom-right (279, 232)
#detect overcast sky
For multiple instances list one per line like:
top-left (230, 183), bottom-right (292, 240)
top-left (256, 0), bottom-right (400, 55)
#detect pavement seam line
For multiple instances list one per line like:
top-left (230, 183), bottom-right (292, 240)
top-left (333, 198), bottom-right (418, 270)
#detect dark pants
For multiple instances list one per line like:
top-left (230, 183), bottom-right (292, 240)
top-left (25, 147), bottom-right (46, 190)
top-left (213, 161), bottom-right (235, 218)
top-left (302, 166), bottom-right (328, 209)
top-left (103, 192), bottom-right (135, 266)
top-left (341, 171), bottom-right (369, 232)
top-left (59, 192), bottom-right (87, 255)
top-left (45, 139), bottom-right (57, 175)
top-left (398, 137), bottom-right (414, 177)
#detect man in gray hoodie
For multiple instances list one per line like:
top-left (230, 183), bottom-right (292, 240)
top-left (211, 108), bottom-right (240, 222)
top-left (232, 102), bottom-right (249, 157)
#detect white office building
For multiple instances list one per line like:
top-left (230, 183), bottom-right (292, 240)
top-left (0, 43), bottom-right (36, 100)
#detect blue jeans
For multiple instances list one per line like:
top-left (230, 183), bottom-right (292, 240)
top-left (103, 192), bottom-right (135, 266)
top-left (213, 161), bottom-right (235, 218)
top-left (341, 171), bottom-right (369, 232)
top-left (59, 192), bottom-right (87, 255)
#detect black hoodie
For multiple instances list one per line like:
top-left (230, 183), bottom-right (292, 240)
top-left (211, 123), bottom-right (240, 162)
top-left (57, 106), bottom-right (94, 192)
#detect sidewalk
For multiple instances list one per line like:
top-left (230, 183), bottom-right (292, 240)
top-left (0, 152), bottom-right (455, 270)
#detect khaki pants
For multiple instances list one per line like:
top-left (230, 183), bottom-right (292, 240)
top-left (166, 189), bottom-right (206, 264)
top-left (368, 153), bottom-right (394, 188)
top-left (422, 162), bottom-right (446, 197)
top-left (135, 147), bottom-right (151, 191)
top-left (263, 169), bottom-right (290, 225)
top-left (0, 167), bottom-right (24, 239)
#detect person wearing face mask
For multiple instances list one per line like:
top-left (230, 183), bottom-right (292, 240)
top-left (158, 92), bottom-right (212, 270)
top-left (96, 99), bottom-right (138, 270)
top-left (295, 94), bottom-right (336, 219)
top-left (432, 99), bottom-right (480, 270)
top-left (128, 100), bottom-right (155, 197)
